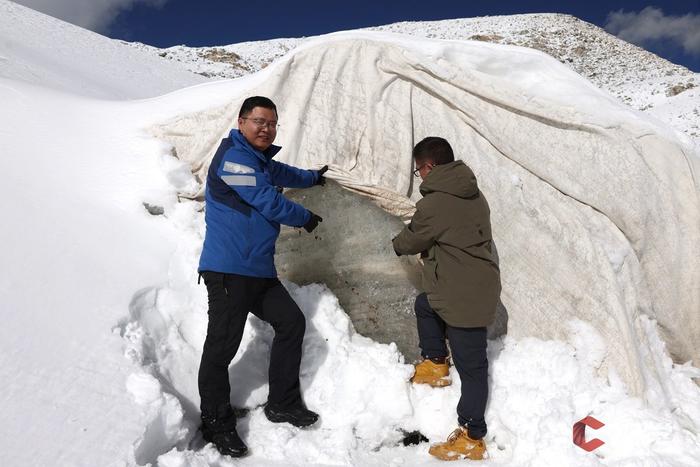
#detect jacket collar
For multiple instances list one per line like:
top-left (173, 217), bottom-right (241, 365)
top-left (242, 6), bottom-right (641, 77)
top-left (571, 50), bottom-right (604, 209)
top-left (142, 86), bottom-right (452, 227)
top-left (230, 129), bottom-right (282, 163)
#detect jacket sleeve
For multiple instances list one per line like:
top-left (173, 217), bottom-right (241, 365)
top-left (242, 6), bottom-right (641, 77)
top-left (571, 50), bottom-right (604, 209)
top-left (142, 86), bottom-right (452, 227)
top-left (218, 152), bottom-right (311, 227)
top-left (392, 203), bottom-right (436, 255)
top-left (269, 160), bottom-right (318, 188)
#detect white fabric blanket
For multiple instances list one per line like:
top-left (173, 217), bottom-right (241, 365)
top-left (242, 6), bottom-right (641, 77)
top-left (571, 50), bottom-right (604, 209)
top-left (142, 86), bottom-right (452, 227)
top-left (149, 33), bottom-right (700, 399)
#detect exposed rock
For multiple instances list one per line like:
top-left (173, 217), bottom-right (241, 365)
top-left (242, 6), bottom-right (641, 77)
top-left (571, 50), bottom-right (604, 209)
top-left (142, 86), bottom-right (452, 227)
top-left (200, 48), bottom-right (250, 71)
top-left (143, 202), bottom-right (164, 216)
top-left (666, 82), bottom-right (697, 97)
top-left (468, 34), bottom-right (504, 42)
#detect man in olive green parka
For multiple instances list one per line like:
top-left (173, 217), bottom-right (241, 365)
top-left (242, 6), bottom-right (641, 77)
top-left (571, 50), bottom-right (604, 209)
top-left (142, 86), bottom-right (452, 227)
top-left (392, 136), bottom-right (501, 461)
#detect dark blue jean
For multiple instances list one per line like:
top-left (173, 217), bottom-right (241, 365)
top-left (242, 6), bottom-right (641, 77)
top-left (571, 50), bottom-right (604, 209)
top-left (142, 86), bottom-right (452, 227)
top-left (414, 293), bottom-right (489, 439)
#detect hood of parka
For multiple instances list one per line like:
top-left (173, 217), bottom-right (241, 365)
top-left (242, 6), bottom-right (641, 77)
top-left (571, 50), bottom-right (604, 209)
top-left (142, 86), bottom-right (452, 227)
top-left (419, 160), bottom-right (478, 198)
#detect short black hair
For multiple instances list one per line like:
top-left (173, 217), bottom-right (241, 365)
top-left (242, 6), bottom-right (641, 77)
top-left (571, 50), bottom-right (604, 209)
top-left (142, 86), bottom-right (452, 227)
top-left (413, 137), bottom-right (454, 165)
top-left (238, 96), bottom-right (278, 118)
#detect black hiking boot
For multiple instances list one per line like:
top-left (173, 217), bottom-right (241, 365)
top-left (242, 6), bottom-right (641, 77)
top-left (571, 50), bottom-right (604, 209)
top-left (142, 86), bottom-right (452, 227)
top-left (201, 403), bottom-right (248, 458)
top-left (264, 403), bottom-right (319, 427)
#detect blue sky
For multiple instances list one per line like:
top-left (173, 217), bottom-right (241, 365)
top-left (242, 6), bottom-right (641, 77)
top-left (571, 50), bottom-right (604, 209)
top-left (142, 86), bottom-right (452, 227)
top-left (15, 0), bottom-right (700, 70)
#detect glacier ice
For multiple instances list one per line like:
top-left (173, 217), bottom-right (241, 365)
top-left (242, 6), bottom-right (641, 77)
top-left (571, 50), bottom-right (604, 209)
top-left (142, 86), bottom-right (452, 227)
top-left (150, 33), bottom-right (700, 399)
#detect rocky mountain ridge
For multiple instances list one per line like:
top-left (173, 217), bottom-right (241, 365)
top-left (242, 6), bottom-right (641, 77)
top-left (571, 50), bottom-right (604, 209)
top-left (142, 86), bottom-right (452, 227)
top-left (128, 14), bottom-right (696, 109)
top-left (127, 13), bottom-right (699, 144)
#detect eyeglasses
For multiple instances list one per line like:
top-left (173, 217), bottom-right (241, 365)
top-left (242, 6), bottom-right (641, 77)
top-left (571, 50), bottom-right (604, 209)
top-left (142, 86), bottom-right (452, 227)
top-left (413, 163), bottom-right (432, 177)
top-left (241, 117), bottom-right (279, 130)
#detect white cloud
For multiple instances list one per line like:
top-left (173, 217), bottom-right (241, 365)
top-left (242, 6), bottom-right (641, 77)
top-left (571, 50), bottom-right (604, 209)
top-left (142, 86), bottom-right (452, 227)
top-left (605, 6), bottom-right (700, 56)
top-left (13, 0), bottom-right (169, 32)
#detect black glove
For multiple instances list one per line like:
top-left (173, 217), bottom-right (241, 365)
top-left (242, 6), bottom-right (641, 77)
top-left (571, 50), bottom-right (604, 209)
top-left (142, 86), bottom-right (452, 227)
top-left (303, 211), bottom-right (323, 233)
top-left (315, 165), bottom-right (329, 186)
top-left (391, 237), bottom-right (401, 256)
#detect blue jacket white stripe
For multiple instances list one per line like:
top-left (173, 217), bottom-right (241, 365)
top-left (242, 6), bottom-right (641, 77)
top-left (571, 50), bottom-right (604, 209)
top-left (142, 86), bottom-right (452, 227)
top-left (198, 129), bottom-right (319, 277)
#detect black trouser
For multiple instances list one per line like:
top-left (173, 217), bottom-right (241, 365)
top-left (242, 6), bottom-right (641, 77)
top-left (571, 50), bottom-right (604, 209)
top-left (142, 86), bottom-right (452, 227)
top-left (198, 271), bottom-right (306, 416)
top-left (414, 293), bottom-right (489, 440)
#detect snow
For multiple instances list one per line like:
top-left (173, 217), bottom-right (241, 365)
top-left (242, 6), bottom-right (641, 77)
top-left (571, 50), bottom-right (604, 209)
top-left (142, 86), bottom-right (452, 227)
top-left (647, 86), bottom-right (700, 152)
top-left (0, 80), bottom-right (166, 465)
top-left (0, 0), bottom-right (206, 99)
top-left (1, 3), bottom-right (699, 466)
top-left (123, 270), bottom-right (700, 465)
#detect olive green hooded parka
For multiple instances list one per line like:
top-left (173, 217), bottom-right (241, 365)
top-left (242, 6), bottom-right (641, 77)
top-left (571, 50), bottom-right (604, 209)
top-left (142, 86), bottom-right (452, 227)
top-left (392, 160), bottom-right (501, 328)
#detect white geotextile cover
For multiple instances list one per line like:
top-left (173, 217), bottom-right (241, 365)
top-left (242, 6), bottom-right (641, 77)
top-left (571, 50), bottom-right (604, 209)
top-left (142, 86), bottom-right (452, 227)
top-left (150, 32), bottom-right (700, 399)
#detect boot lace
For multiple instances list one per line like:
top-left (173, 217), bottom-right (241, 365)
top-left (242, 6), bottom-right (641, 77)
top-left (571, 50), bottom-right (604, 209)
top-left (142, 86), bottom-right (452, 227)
top-left (447, 426), bottom-right (468, 444)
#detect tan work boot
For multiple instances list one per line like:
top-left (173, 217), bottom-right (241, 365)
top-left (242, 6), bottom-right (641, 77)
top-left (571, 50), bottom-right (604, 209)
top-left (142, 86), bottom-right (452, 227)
top-left (411, 358), bottom-right (451, 387)
top-left (429, 426), bottom-right (486, 461)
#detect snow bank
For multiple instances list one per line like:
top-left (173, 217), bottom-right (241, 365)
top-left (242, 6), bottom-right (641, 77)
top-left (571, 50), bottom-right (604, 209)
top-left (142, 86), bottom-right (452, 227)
top-left (151, 32), bottom-right (700, 400)
top-left (120, 229), bottom-right (700, 465)
top-left (0, 77), bottom-right (190, 465)
top-left (104, 178), bottom-right (700, 466)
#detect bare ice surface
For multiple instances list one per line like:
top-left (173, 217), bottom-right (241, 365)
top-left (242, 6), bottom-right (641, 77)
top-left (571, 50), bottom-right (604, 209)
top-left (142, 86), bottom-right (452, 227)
top-left (277, 181), bottom-right (423, 362)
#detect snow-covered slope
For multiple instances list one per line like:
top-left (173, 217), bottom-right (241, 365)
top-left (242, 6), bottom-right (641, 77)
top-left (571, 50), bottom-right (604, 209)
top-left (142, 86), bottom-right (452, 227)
top-left (0, 0), bottom-right (207, 99)
top-left (0, 78), bottom-right (186, 467)
top-left (648, 86), bottom-right (700, 142)
top-left (372, 15), bottom-right (696, 109)
top-left (2, 4), bottom-right (700, 467)
top-left (130, 13), bottom-right (699, 147)
top-left (135, 14), bottom-right (695, 104)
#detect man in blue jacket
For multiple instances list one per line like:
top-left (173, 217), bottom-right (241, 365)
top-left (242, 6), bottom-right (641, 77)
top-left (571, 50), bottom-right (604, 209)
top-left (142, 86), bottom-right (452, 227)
top-left (198, 96), bottom-right (327, 457)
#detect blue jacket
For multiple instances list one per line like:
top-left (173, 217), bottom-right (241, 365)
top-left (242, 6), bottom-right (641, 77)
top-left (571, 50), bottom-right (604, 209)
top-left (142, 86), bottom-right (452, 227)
top-left (198, 129), bottom-right (319, 277)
